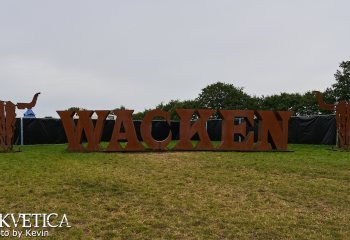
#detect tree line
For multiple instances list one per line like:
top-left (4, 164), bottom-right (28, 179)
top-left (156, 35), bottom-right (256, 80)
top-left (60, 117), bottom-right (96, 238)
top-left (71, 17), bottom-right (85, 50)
top-left (69, 61), bottom-right (350, 119)
top-left (131, 61), bottom-right (350, 119)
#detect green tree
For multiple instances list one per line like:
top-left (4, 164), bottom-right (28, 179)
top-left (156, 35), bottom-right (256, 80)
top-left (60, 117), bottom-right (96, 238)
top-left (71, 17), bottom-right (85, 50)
top-left (196, 82), bottom-right (252, 110)
top-left (156, 99), bottom-right (199, 120)
top-left (332, 61), bottom-right (350, 100)
top-left (114, 105), bottom-right (126, 111)
top-left (299, 91), bottom-right (319, 115)
top-left (110, 105), bottom-right (126, 116)
top-left (260, 92), bottom-right (319, 116)
top-left (133, 99), bottom-right (199, 120)
top-left (67, 107), bottom-right (86, 111)
top-left (132, 111), bottom-right (148, 120)
top-left (323, 61), bottom-right (350, 102)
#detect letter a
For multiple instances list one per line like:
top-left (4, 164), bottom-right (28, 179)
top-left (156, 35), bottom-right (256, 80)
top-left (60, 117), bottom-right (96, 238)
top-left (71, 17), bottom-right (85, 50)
top-left (107, 110), bottom-right (144, 151)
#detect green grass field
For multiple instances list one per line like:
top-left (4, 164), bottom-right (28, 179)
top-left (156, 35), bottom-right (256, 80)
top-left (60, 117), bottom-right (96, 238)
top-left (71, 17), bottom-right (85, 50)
top-left (0, 144), bottom-right (349, 239)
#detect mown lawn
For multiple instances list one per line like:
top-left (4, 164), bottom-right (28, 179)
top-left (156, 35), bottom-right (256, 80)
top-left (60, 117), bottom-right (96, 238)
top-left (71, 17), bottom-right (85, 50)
top-left (0, 144), bottom-right (349, 239)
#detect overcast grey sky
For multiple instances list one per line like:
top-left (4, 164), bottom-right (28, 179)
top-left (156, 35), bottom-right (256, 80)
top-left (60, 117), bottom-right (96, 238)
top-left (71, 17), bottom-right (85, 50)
top-left (1, 0), bottom-right (350, 117)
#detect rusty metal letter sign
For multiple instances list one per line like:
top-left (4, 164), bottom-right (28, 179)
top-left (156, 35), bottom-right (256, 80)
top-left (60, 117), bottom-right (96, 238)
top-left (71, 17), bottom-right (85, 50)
top-left (0, 93), bottom-right (40, 151)
top-left (57, 109), bottom-right (293, 152)
top-left (314, 91), bottom-right (350, 149)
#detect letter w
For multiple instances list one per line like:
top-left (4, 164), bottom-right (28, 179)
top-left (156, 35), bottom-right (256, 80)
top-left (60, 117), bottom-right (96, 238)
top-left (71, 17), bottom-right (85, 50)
top-left (57, 110), bottom-right (109, 151)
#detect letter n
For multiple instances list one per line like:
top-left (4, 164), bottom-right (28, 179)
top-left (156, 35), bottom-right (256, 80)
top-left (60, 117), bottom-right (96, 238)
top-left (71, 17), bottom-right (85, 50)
top-left (255, 110), bottom-right (293, 150)
top-left (57, 110), bottom-right (109, 151)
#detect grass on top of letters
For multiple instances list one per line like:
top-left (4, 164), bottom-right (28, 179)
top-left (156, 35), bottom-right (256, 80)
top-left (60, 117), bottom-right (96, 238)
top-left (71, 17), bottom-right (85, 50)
top-left (0, 144), bottom-right (349, 239)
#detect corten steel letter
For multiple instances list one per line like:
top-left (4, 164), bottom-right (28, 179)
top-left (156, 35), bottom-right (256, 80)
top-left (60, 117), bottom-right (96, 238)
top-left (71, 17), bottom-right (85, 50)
top-left (141, 109), bottom-right (172, 150)
top-left (255, 110), bottom-right (293, 151)
top-left (0, 93), bottom-right (40, 152)
top-left (107, 110), bottom-right (144, 151)
top-left (57, 111), bottom-right (77, 151)
top-left (78, 110), bottom-right (109, 151)
top-left (57, 107), bottom-right (294, 152)
top-left (175, 109), bottom-right (215, 150)
top-left (4, 102), bottom-right (16, 149)
top-left (218, 110), bottom-right (254, 151)
top-left (57, 110), bottom-right (109, 152)
top-left (314, 91), bottom-right (350, 148)
top-left (0, 101), bottom-right (5, 148)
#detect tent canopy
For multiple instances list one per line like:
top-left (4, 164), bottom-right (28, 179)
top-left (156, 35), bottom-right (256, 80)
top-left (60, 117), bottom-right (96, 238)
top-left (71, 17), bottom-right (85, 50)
top-left (23, 109), bottom-right (36, 118)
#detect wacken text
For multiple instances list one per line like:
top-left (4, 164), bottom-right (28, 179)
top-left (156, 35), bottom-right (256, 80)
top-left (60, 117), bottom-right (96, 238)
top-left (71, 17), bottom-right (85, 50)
top-left (57, 109), bottom-right (293, 152)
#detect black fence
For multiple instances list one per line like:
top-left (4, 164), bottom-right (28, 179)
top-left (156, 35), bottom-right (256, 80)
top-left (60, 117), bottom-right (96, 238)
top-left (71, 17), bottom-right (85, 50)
top-left (13, 115), bottom-right (336, 146)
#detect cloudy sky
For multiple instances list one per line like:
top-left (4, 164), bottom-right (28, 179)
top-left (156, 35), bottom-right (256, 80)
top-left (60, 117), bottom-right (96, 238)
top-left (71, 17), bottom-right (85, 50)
top-left (1, 0), bottom-right (350, 117)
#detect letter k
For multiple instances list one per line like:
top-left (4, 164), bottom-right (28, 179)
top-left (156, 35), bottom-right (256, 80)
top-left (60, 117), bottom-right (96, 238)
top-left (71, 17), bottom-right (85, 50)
top-left (0, 214), bottom-right (10, 227)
